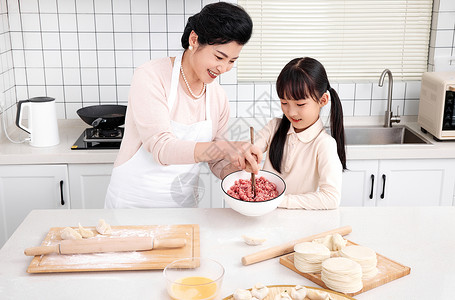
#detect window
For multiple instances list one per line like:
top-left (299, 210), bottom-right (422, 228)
top-left (238, 0), bottom-right (433, 81)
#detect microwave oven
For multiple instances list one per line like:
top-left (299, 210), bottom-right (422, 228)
top-left (418, 72), bottom-right (455, 140)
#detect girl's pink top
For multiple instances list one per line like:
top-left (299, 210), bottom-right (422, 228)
top-left (255, 118), bottom-right (342, 209)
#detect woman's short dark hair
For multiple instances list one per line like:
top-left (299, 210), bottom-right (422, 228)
top-left (181, 2), bottom-right (253, 48)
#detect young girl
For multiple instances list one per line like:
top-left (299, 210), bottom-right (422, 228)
top-left (254, 57), bottom-right (346, 210)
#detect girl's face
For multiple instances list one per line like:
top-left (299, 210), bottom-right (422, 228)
top-left (280, 94), bottom-right (329, 133)
top-left (189, 32), bottom-right (243, 84)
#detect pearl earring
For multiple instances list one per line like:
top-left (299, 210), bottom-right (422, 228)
top-left (189, 45), bottom-right (193, 51)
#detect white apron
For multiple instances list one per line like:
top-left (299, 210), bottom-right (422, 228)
top-left (105, 53), bottom-right (212, 208)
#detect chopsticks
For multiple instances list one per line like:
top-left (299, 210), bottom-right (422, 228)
top-left (250, 127), bottom-right (256, 198)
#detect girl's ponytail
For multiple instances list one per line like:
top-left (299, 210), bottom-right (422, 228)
top-left (269, 116), bottom-right (291, 173)
top-left (328, 87), bottom-right (347, 170)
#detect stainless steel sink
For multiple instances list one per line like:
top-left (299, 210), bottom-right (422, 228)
top-left (343, 126), bottom-right (430, 145)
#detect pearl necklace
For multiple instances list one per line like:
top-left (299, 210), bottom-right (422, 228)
top-left (180, 65), bottom-right (206, 99)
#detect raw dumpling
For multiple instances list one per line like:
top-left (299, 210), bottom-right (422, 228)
top-left (233, 289), bottom-right (252, 300)
top-left (96, 219), bottom-right (112, 235)
top-left (274, 292), bottom-right (292, 300)
top-left (242, 235), bottom-right (266, 246)
top-left (291, 285), bottom-right (307, 300)
top-left (251, 283), bottom-right (269, 299)
top-left (60, 227), bottom-right (82, 240)
top-left (78, 223), bottom-right (95, 238)
top-left (312, 235), bottom-right (332, 250)
top-left (331, 233), bottom-right (347, 251)
top-left (312, 234), bottom-right (346, 251)
top-left (306, 289), bottom-right (333, 300)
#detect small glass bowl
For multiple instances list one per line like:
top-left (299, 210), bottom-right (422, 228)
top-left (163, 257), bottom-right (225, 300)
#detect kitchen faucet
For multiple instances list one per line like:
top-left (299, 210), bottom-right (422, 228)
top-left (378, 69), bottom-right (400, 127)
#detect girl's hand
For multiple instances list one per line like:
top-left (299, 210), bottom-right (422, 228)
top-left (216, 141), bottom-right (262, 174)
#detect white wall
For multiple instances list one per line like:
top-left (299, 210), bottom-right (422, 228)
top-left (0, 0), bottom-right (454, 131)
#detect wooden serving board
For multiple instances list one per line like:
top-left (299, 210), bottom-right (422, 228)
top-left (279, 240), bottom-right (410, 297)
top-left (223, 285), bottom-right (356, 300)
top-left (26, 224), bottom-right (200, 273)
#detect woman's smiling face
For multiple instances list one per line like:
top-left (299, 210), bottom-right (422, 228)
top-left (280, 94), bottom-right (328, 132)
top-left (191, 41), bottom-right (243, 83)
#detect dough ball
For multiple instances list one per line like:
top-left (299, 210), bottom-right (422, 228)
top-left (233, 288), bottom-right (252, 300)
top-left (242, 235), bottom-right (266, 246)
top-left (60, 227), bottom-right (82, 240)
top-left (251, 283), bottom-right (269, 299)
top-left (291, 285), bottom-right (307, 300)
top-left (78, 223), bottom-right (95, 238)
top-left (96, 219), bottom-right (112, 235)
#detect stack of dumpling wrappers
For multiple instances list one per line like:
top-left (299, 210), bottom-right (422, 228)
top-left (340, 245), bottom-right (378, 279)
top-left (293, 242), bottom-right (331, 273)
top-left (321, 257), bottom-right (363, 294)
top-left (292, 234), bottom-right (379, 294)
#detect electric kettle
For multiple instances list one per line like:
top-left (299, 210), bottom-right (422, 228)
top-left (15, 96), bottom-right (60, 147)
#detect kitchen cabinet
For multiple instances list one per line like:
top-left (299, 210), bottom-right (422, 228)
top-left (342, 159), bottom-right (455, 206)
top-left (0, 164), bottom-right (69, 247)
top-left (341, 160), bottom-right (379, 206)
top-left (68, 164), bottom-right (113, 209)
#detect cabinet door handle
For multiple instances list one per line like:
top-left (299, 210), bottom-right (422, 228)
top-left (369, 174), bottom-right (375, 199)
top-left (380, 174), bottom-right (386, 199)
top-left (59, 180), bottom-right (65, 206)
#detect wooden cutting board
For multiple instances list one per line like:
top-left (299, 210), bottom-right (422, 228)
top-left (223, 285), bottom-right (356, 300)
top-left (279, 240), bottom-right (410, 297)
top-left (26, 224), bottom-right (200, 273)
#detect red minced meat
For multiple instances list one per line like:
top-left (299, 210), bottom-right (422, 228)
top-left (227, 176), bottom-right (279, 202)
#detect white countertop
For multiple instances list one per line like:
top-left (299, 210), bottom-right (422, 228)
top-left (1, 118), bottom-right (455, 165)
top-left (1, 207), bottom-right (454, 299)
top-left (0, 119), bottom-right (119, 164)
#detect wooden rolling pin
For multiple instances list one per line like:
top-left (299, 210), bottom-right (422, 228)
top-left (241, 225), bottom-right (352, 266)
top-left (24, 237), bottom-right (186, 256)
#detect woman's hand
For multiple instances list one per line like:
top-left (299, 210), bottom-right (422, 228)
top-left (194, 140), bottom-right (262, 174)
top-left (216, 141), bottom-right (262, 174)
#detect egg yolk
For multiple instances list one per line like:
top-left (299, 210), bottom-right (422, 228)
top-left (170, 276), bottom-right (218, 300)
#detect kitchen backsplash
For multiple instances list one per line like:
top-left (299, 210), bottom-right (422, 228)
top-left (0, 0), bottom-right (455, 130)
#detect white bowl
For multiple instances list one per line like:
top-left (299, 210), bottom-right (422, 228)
top-left (221, 170), bottom-right (286, 217)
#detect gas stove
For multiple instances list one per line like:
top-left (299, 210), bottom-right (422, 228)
top-left (71, 127), bottom-right (124, 150)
